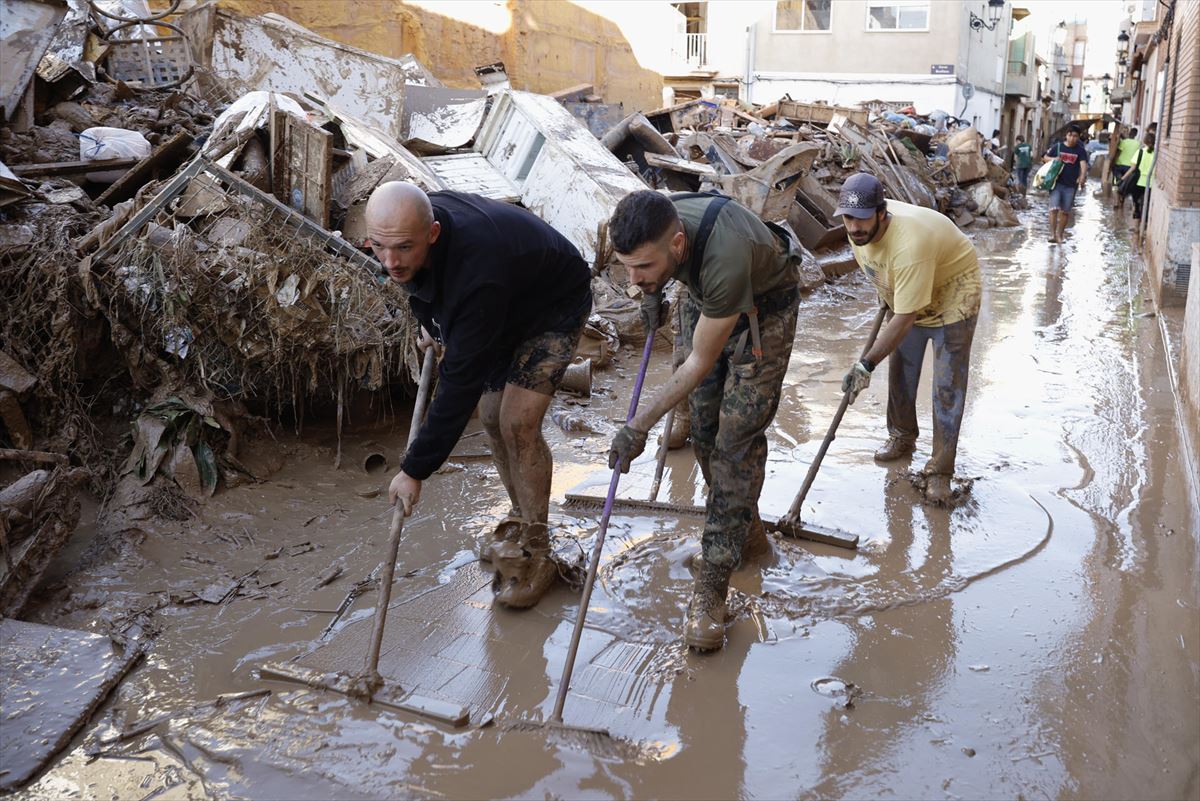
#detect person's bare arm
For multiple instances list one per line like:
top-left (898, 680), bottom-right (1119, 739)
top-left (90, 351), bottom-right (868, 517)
top-left (629, 312), bottom-right (739, 433)
top-left (862, 311), bottom-right (918, 366)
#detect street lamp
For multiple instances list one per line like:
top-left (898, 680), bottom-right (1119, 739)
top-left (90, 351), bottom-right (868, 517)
top-left (969, 0), bottom-right (1005, 31)
top-left (1117, 30), bottom-right (1130, 44)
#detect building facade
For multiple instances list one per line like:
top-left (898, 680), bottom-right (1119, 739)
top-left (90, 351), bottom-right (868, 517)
top-left (659, 0), bottom-right (1013, 134)
top-left (1112, 0), bottom-right (1198, 452)
top-left (1114, 0), bottom-right (1198, 308)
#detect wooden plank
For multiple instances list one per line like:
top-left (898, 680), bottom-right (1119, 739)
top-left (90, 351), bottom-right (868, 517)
top-left (0, 448), bottom-right (68, 466)
top-left (9, 158), bottom-right (140, 177)
top-left (95, 132), bottom-right (194, 207)
top-left (778, 99), bottom-right (869, 129)
top-left (270, 108), bottom-right (288, 204)
top-left (644, 152), bottom-right (716, 176)
top-left (283, 115), bottom-right (332, 227)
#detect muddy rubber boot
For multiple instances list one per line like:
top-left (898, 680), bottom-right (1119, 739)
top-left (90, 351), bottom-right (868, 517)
top-left (667, 402), bottom-right (691, 449)
top-left (923, 474), bottom-right (952, 505)
top-left (684, 561), bottom-right (732, 652)
top-left (493, 523), bottom-right (557, 609)
top-left (874, 436), bottom-right (916, 462)
top-left (479, 516), bottom-right (522, 563)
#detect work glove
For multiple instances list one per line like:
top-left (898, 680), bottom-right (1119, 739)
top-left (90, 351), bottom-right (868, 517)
top-left (608, 425), bottom-right (648, 473)
top-left (841, 360), bottom-right (873, 404)
top-left (640, 291), bottom-right (669, 333)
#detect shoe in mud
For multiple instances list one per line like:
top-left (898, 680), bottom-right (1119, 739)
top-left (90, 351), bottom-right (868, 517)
top-left (684, 561), bottom-right (731, 651)
top-left (479, 516), bottom-right (522, 563)
top-left (493, 523), bottom-right (557, 609)
top-left (923, 474), bottom-right (953, 506)
top-left (874, 436), bottom-right (916, 462)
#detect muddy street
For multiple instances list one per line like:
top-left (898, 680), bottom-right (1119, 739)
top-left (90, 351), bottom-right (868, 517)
top-left (13, 189), bottom-right (1199, 800)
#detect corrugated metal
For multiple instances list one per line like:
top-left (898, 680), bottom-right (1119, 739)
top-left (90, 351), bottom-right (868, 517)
top-left (421, 153), bottom-right (520, 202)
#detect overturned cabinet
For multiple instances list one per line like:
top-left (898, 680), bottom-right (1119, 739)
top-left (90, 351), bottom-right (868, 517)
top-left (420, 91), bottom-right (647, 263)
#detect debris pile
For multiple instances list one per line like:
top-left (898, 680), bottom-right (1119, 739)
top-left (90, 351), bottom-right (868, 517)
top-left (601, 95), bottom-right (1021, 260)
top-left (1, 1), bottom-right (1022, 514)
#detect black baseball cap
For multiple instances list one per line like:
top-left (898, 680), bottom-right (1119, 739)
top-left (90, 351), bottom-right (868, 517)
top-left (835, 173), bottom-right (885, 219)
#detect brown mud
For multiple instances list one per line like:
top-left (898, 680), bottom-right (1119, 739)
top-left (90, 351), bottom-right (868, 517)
top-left (14, 192), bottom-right (1200, 800)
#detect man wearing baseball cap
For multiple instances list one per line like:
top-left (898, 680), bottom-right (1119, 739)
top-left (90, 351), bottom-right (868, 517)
top-left (835, 173), bottom-right (981, 504)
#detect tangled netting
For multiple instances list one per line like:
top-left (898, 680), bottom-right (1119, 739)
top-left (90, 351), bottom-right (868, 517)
top-left (1, 204), bottom-right (120, 488)
top-left (90, 170), bottom-right (418, 418)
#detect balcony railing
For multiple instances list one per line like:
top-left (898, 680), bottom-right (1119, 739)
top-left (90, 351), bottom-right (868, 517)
top-left (672, 32), bottom-right (708, 68)
top-left (1007, 60), bottom-right (1028, 76)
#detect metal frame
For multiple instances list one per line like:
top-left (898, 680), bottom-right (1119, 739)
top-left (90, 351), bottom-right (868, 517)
top-left (92, 157), bottom-right (381, 279)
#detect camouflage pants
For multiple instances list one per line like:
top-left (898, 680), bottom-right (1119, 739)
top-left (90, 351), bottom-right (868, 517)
top-left (676, 289), bottom-right (799, 570)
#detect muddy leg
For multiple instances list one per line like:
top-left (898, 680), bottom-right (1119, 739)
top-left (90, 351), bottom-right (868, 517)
top-left (886, 325), bottom-right (928, 447)
top-left (925, 315), bottom-right (977, 476)
top-left (479, 391), bottom-right (521, 517)
top-left (499, 384), bottom-right (554, 524)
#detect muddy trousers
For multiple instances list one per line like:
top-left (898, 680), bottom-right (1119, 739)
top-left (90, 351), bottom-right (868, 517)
top-left (677, 292), bottom-right (799, 570)
top-left (886, 315), bottom-right (978, 476)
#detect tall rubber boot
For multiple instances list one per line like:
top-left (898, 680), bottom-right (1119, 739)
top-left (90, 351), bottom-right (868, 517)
top-left (684, 560), bottom-right (732, 651)
top-left (493, 522), bottom-right (557, 609)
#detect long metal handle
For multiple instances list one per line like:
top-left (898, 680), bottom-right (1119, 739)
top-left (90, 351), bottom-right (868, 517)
top-left (363, 347), bottom-right (437, 678)
top-left (649, 300), bottom-right (683, 503)
top-left (364, 504), bottom-right (406, 678)
top-left (648, 408), bottom-right (674, 502)
top-left (551, 333), bottom-right (655, 723)
top-left (785, 305), bottom-right (888, 522)
top-left (407, 346), bottom-right (437, 451)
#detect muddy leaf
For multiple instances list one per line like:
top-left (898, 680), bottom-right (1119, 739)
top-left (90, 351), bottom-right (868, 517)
top-left (194, 441), bottom-right (219, 498)
top-left (137, 442), bottom-right (170, 485)
top-left (170, 442), bottom-right (203, 498)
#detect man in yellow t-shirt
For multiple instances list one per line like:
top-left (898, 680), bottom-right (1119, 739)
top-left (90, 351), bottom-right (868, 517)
top-left (1109, 125), bottom-right (1140, 210)
top-left (836, 174), bottom-right (982, 504)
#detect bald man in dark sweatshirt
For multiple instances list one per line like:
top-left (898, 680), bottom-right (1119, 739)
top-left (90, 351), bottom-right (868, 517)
top-left (365, 182), bottom-right (592, 608)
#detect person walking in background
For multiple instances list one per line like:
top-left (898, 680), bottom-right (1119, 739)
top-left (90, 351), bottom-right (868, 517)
top-left (1013, 135), bottom-right (1033, 197)
top-left (1110, 126), bottom-right (1139, 209)
top-left (1042, 125), bottom-right (1089, 245)
top-left (1129, 132), bottom-right (1156, 223)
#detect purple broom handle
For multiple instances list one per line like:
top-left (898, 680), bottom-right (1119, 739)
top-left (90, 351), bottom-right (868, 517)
top-left (551, 333), bottom-right (656, 722)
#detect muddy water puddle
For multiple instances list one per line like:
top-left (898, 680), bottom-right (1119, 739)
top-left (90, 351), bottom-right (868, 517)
top-left (15, 193), bottom-right (1199, 800)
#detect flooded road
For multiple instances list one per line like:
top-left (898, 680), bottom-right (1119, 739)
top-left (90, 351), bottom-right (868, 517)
top-left (17, 191), bottom-right (1199, 800)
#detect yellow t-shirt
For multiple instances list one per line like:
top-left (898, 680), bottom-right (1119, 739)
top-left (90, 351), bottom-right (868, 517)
top-left (1115, 137), bottom-right (1141, 167)
top-left (1136, 147), bottom-right (1155, 187)
top-left (850, 200), bottom-right (982, 327)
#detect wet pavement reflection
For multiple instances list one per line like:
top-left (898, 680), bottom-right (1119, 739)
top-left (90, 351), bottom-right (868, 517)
top-left (17, 190), bottom-right (1199, 800)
